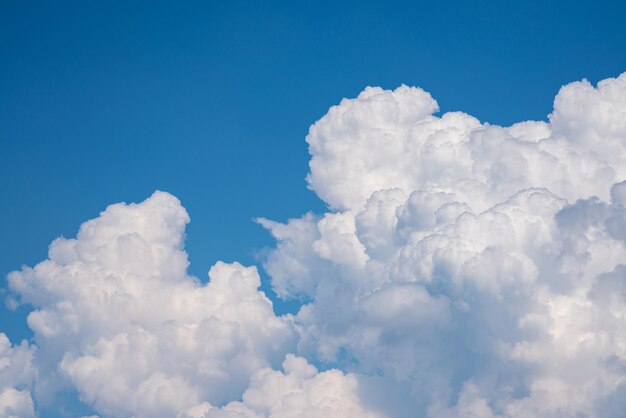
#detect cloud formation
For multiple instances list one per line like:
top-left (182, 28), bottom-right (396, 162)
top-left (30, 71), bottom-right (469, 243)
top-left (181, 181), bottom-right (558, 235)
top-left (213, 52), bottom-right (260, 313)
top-left (0, 333), bottom-right (36, 418)
top-left (178, 355), bottom-right (385, 418)
top-left (7, 193), bottom-right (296, 417)
top-left (4, 71), bottom-right (626, 417)
top-left (263, 72), bottom-right (626, 417)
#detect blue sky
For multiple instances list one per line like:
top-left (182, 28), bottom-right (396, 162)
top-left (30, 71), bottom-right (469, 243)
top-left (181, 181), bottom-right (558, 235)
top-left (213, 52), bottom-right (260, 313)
top-left (1, 2), bottom-right (626, 415)
top-left (2, 0), bottom-right (625, 336)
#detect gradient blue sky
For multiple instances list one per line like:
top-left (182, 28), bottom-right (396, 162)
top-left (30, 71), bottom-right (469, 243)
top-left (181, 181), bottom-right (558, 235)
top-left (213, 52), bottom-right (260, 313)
top-left (2, 0), bottom-right (625, 347)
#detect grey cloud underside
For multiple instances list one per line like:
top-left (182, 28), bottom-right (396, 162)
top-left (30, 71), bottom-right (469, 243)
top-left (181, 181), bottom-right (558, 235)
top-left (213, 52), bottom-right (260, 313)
top-left (3, 72), bottom-right (626, 417)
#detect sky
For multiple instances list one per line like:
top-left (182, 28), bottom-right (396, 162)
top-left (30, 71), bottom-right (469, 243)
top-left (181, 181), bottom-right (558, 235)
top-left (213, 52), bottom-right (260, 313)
top-left (2, 1), bottom-right (626, 417)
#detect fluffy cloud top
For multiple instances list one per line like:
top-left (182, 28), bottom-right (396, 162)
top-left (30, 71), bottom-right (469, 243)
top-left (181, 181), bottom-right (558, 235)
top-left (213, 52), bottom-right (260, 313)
top-left (3, 71), bottom-right (626, 417)
top-left (264, 72), bottom-right (626, 417)
top-left (178, 355), bottom-right (385, 418)
top-left (7, 193), bottom-right (296, 417)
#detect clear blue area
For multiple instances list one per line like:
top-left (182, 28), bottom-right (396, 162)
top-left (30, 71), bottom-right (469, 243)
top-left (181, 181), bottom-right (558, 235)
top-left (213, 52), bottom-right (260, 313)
top-left (1, 1), bottom-right (625, 414)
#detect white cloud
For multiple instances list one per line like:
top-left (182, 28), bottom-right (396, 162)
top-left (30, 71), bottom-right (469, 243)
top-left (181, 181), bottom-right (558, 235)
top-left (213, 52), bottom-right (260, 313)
top-left (5, 71), bottom-right (626, 417)
top-left (262, 72), bottom-right (626, 416)
top-left (306, 75), bottom-right (626, 214)
top-left (0, 333), bottom-right (36, 418)
top-left (179, 355), bottom-right (385, 418)
top-left (7, 192), bottom-right (296, 417)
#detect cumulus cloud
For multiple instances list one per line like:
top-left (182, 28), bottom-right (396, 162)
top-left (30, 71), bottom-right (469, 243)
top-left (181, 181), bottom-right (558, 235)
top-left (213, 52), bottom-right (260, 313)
top-left (178, 355), bottom-right (385, 418)
top-left (4, 71), bottom-right (626, 417)
top-left (7, 192), bottom-right (296, 417)
top-left (262, 72), bottom-right (626, 416)
top-left (0, 334), bottom-right (36, 418)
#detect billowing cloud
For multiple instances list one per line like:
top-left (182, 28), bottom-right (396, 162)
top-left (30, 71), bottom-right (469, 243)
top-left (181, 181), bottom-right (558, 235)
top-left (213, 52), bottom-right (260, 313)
top-left (263, 72), bottom-right (626, 417)
top-left (6, 193), bottom-right (296, 417)
top-left (0, 333), bottom-right (36, 418)
top-left (4, 71), bottom-right (626, 417)
top-left (178, 355), bottom-right (385, 418)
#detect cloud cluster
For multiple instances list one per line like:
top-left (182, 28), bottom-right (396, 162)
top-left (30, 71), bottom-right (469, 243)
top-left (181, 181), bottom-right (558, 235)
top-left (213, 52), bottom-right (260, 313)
top-left (262, 72), bottom-right (626, 416)
top-left (178, 355), bottom-right (385, 418)
top-left (6, 193), bottom-right (296, 417)
top-left (3, 71), bottom-right (626, 417)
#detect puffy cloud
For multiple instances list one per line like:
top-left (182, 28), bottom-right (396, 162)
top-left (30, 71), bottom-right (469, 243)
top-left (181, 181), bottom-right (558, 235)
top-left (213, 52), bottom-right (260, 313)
top-left (306, 75), bottom-right (626, 213)
top-left (7, 192), bottom-right (296, 417)
top-left (179, 355), bottom-right (384, 418)
top-left (261, 72), bottom-right (626, 416)
top-left (4, 71), bottom-right (626, 417)
top-left (0, 333), bottom-right (36, 418)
